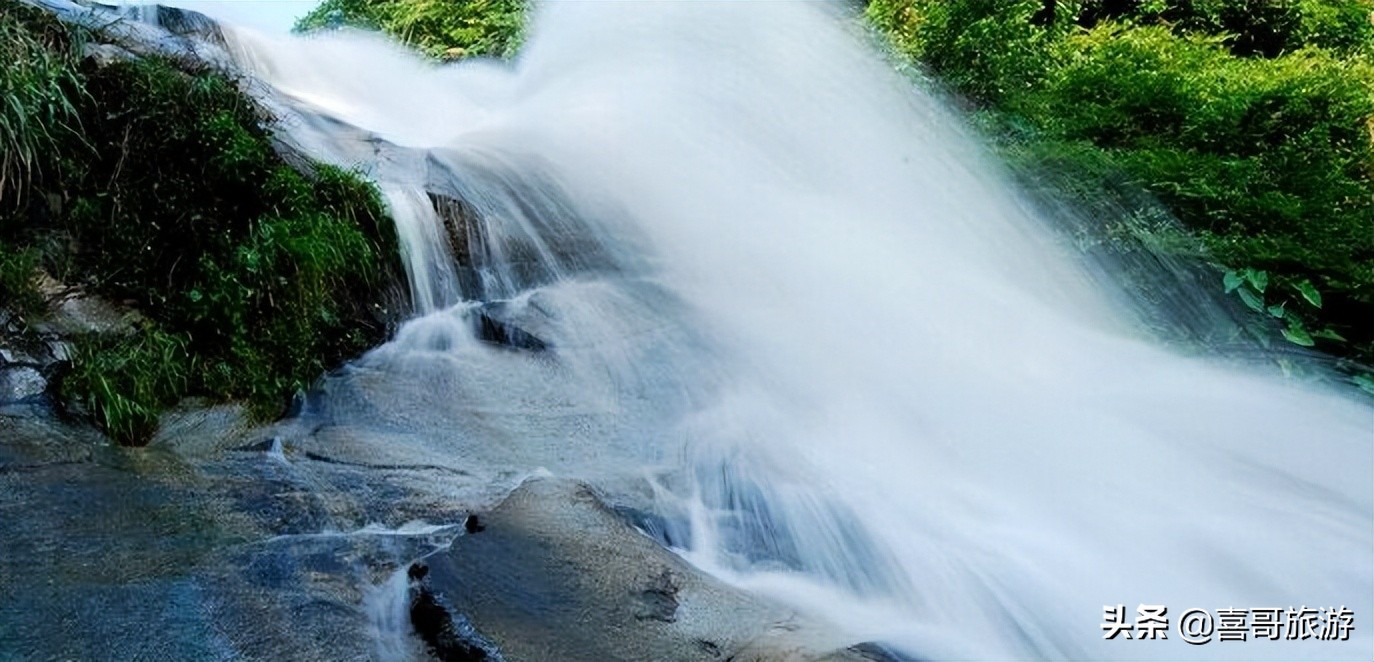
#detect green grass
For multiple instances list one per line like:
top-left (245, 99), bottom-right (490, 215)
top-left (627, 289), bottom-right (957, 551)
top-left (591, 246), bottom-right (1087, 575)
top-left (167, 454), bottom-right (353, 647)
top-left (1, 1), bottom-right (403, 445)
top-left (0, 1), bottom-right (85, 207)
top-left (62, 329), bottom-right (192, 444)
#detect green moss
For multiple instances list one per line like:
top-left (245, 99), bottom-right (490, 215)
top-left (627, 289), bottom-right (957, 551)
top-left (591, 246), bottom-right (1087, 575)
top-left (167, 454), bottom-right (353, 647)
top-left (295, 0), bottom-right (526, 59)
top-left (1, 1), bottom-right (403, 445)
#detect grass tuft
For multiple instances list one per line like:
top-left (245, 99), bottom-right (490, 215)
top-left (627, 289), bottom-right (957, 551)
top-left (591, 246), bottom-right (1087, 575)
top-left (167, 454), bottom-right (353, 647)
top-left (0, 2), bottom-right (86, 207)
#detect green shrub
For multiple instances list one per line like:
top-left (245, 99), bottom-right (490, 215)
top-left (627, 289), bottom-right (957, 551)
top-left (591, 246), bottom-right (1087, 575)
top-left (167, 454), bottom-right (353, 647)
top-left (295, 0), bottom-right (526, 59)
top-left (1075, 0), bottom-right (1374, 57)
top-left (867, 0), bottom-right (1069, 105)
top-left (868, 0), bottom-right (1374, 365)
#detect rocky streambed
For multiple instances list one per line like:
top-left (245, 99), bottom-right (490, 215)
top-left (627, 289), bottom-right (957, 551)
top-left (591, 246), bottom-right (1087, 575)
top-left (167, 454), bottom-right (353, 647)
top-left (1, 380), bottom-right (894, 661)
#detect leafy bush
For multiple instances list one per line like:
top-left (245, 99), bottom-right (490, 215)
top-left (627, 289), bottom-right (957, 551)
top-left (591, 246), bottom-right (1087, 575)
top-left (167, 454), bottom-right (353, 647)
top-left (1075, 0), bottom-right (1374, 57)
top-left (869, 0), bottom-right (1374, 365)
top-left (867, 0), bottom-right (1069, 106)
top-left (295, 0), bottom-right (526, 59)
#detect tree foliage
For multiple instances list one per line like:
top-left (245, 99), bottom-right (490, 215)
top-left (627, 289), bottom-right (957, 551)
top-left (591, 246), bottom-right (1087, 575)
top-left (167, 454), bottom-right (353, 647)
top-left (295, 0), bottom-right (526, 59)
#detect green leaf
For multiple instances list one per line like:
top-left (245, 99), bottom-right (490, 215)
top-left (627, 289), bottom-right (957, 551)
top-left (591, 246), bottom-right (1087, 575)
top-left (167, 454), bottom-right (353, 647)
top-left (1353, 374), bottom-right (1374, 396)
top-left (1222, 270), bottom-right (1243, 293)
top-left (1244, 268), bottom-right (1268, 294)
top-left (1294, 280), bottom-right (1322, 308)
top-left (1281, 324), bottom-right (1314, 347)
top-left (1266, 303), bottom-right (1285, 318)
top-left (1312, 328), bottom-right (1347, 342)
top-left (1236, 287), bottom-right (1265, 312)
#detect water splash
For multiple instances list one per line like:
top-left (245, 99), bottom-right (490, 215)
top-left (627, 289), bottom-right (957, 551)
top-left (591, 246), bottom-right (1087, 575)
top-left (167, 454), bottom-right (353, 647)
top-left (362, 567), bottom-right (417, 662)
top-left (221, 2), bottom-right (1371, 659)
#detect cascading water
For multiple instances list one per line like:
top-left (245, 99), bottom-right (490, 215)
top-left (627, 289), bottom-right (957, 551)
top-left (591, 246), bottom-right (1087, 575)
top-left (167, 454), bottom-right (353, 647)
top-left (218, 2), bottom-right (1370, 659)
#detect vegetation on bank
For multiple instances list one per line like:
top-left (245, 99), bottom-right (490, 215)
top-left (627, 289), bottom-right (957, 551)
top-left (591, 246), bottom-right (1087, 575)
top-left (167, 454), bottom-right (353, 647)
top-left (867, 0), bottom-right (1374, 368)
top-left (295, 0), bottom-right (524, 59)
top-left (0, 1), bottom-right (402, 444)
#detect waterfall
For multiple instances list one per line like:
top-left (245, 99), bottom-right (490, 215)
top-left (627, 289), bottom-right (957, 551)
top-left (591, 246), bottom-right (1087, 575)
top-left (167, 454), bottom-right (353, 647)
top-left (219, 2), bottom-right (1371, 659)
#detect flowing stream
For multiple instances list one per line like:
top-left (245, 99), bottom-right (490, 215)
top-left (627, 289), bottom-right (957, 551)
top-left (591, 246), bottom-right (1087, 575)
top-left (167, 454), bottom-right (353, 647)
top-left (207, 2), bottom-right (1374, 659)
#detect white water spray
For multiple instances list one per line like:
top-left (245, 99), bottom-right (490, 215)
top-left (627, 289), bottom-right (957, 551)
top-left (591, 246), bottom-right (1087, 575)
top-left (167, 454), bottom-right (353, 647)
top-left (222, 2), bottom-right (1371, 659)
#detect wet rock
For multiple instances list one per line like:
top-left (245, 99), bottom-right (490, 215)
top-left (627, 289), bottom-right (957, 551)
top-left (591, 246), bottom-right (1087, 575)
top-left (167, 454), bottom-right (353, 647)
top-left (464, 514), bottom-right (485, 534)
top-left (0, 412), bottom-right (100, 469)
top-left (153, 4), bottom-right (226, 45)
top-left (33, 272), bottom-right (144, 336)
top-left (428, 192), bottom-right (476, 268)
top-left (846, 642), bottom-right (919, 662)
top-left (82, 42), bottom-right (137, 66)
top-left (233, 437), bottom-right (281, 454)
top-left (22, 0), bottom-right (231, 67)
top-left (408, 565), bottom-right (500, 662)
top-left (0, 406), bottom-right (462, 660)
top-left (422, 478), bottom-right (868, 661)
top-left (46, 339), bottom-right (71, 363)
top-left (634, 570), bottom-right (681, 623)
top-left (476, 312), bottom-right (548, 352)
top-left (0, 366), bottom-right (47, 403)
top-left (151, 403), bottom-right (255, 453)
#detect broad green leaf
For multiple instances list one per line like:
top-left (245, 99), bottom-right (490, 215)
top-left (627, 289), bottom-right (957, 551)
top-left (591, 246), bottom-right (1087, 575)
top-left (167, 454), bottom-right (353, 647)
top-left (1294, 280), bottom-right (1322, 308)
top-left (1244, 268), bottom-right (1268, 293)
top-left (1236, 287), bottom-right (1264, 312)
top-left (1222, 270), bottom-right (1243, 293)
top-left (1281, 325), bottom-right (1314, 347)
top-left (1266, 303), bottom-right (1285, 318)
